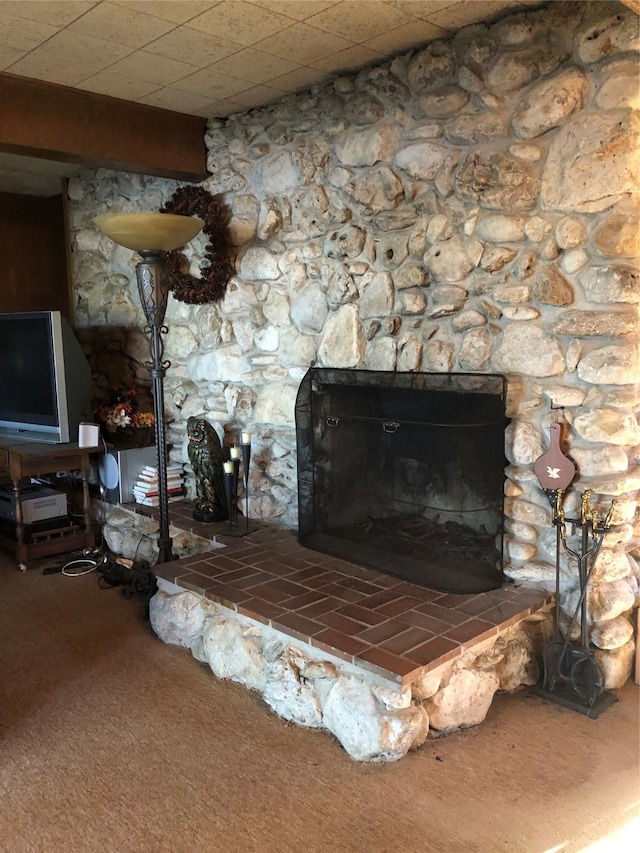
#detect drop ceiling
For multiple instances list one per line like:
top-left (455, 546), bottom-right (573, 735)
top-left (0, 0), bottom-right (548, 195)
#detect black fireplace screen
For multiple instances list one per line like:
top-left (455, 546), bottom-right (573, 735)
top-left (295, 369), bottom-right (508, 594)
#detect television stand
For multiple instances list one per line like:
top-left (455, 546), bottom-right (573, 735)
top-left (0, 438), bottom-right (99, 570)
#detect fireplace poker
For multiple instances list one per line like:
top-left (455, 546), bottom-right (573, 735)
top-left (547, 498), bottom-right (616, 711)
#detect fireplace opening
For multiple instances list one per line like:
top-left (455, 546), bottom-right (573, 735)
top-left (295, 369), bottom-right (508, 594)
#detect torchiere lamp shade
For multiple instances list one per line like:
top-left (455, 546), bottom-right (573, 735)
top-left (94, 212), bottom-right (204, 326)
top-left (94, 212), bottom-right (203, 252)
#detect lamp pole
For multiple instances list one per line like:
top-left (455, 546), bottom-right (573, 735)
top-left (135, 249), bottom-right (173, 563)
top-left (94, 213), bottom-right (203, 566)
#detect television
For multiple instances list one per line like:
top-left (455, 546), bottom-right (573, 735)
top-left (0, 310), bottom-right (93, 444)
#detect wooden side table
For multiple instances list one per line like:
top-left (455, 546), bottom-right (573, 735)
top-left (0, 438), bottom-right (99, 570)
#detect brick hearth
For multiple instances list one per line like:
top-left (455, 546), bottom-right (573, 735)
top-left (148, 501), bottom-right (550, 687)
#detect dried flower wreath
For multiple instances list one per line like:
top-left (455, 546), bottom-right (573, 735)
top-left (160, 185), bottom-right (233, 304)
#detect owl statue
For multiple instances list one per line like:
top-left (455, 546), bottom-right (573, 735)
top-left (186, 416), bottom-right (228, 523)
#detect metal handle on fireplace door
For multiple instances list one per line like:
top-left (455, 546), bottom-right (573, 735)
top-left (325, 417), bottom-right (340, 427)
top-left (383, 421), bottom-right (400, 433)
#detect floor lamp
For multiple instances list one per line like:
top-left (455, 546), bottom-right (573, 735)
top-left (94, 212), bottom-right (203, 563)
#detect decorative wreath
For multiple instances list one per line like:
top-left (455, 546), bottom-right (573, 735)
top-left (160, 185), bottom-right (233, 304)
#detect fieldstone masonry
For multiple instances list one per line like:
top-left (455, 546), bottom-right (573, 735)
top-left (149, 579), bottom-right (546, 762)
top-left (69, 0), bottom-right (638, 708)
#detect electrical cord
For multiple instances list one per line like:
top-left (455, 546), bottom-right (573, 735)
top-left (61, 558), bottom-right (99, 577)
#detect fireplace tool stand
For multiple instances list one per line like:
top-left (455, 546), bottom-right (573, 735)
top-left (532, 424), bottom-right (617, 718)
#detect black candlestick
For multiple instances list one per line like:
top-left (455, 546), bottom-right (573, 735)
top-left (230, 447), bottom-right (241, 526)
top-left (223, 463), bottom-right (234, 533)
top-left (240, 432), bottom-right (251, 531)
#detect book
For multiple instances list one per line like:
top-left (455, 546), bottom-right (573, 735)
top-left (134, 494), bottom-right (185, 507)
top-left (133, 486), bottom-right (184, 500)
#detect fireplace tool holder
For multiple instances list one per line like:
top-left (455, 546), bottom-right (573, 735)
top-left (532, 423), bottom-right (617, 718)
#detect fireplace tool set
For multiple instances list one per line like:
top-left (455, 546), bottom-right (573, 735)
top-left (222, 431), bottom-right (254, 536)
top-left (532, 422), bottom-right (617, 718)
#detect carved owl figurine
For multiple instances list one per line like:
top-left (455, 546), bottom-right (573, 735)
top-left (186, 416), bottom-right (228, 522)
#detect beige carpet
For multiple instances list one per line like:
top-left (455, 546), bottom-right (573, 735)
top-left (1, 551), bottom-right (638, 853)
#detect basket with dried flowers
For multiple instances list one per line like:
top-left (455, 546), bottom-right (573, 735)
top-left (97, 386), bottom-right (155, 448)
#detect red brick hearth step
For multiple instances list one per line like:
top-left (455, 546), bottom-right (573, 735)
top-left (152, 517), bottom-right (550, 687)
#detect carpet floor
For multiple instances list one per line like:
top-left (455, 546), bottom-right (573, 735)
top-left (0, 551), bottom-right (638, 853)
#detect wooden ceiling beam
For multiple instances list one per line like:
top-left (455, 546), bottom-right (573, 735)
top-left (0, 73), bottom-right (208, 183)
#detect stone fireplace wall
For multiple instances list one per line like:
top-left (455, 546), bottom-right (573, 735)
top-left (68, 0), bottom-right (639, 685)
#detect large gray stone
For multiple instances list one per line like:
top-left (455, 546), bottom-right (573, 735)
top-left (351, 166), bottom-right (404, 211)
top-left (425, 668), bottom-right (500, 732)
top-left (263, 647), bottom-right (324, 728)
top-left (593, 212), bottom-right (640, 259)
top-left (335, 123), bottom-right (400, 167)
top-left (579, 266), bottom-right (640, 304)
top-left (318, 304), bottom-right (366, 367)
top-left (512, 68), bottom-right (588, 139)
top-left (577, 344), bottom-right (640, 385)
top-left (541, 113), bottom-right (639, 212)
top-left (593, 642), bottom-right (635, 689)
top-left (424, 236), bottom-right (474, 282)
top-left (359, 272), bottom-right (394, 319)
top-left (291, 286), bottom-right (329, 333)
top-left (456, 151), bottom-right (539, 211)
top-left (532, 266), bottom-right (574, 306)
top-left (486, 46), bottom-right (543, 92)
top-left (149, 590), bottom-right (207, 649)
top-left (418, 85), bottom-right (469, 118)
top-left (395, 142), bottom-right (448, 181)
top-left (458, 326), bottom-right (492, 372)
top-left (573, 408), bottom-right (640, 446)
top-left (322, 677), bottom-right (429, 762)
top-left (202, 616), bottom-right (266, 692)
top-left (576, 10), bottom-right (640, 64)
top-left (492, 325), bottom-right (565, 377)
top-left (475, 214), bottom-right (526, 243)
top-left (553, 310), bottom-right (638, 338)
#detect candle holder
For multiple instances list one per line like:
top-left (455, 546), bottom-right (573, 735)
top-left (223, 460), bottom-right (234, 534)
top-left (230, 445), bottom-right (241, 526)
top-left (240, 431), bottom-right (251, 532)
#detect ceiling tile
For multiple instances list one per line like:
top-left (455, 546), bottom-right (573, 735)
top-left (136, 86), bottom-right (216, 113)
top-left (424, 0), bottom-right (527, 30)
top-left (386, 1), bottom-right (458, 21)
top-left (305, 0), bottom-right (413, 42)
top-left (364, 19), bottom-right (450, 53)
top-left (267, 65), bottom-right (329, 93)
top-left (0, 1), bottom-right (96, 27)
top-left (144, 24), bottom-right (242, 64)
top-left (66, 2), bottom-right (176, 49)
top-left (207, 48), bottom-right (302, 84)
top-left (0, 11), bottom-right (58, 52)
top-left (187, 1), bottom-right (297, 47)
top-left (76, 70), bottom-right (160, 100)
top-left (230, 84), bottom-right (289, 108)
top-left (198, 97), bottom-right (250, 117)
top-left (251, 1), bottom-right (340, 21)
top-left (105, 50), bottom-right (201, 86)
top-left (33, 30), bottom-right (134, 69)
top-left (255, 21), bottom-right (354, 64)
top-left (310, 44), bottom-right (384, 74)
top-left (6, 51), bottom-right (98, 87)
top-left (110, 1), bottom-right (220, 25)
top-left (173, 67), bottom-right (253, 99)
top-left (0, 44), bottom-right (26, 70)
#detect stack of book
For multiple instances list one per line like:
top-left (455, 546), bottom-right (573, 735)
top-left (132, 464), bottom-right (185, 506)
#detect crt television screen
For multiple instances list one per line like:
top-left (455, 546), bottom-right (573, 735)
top-left (0, 313), bottom-right (58, 426)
